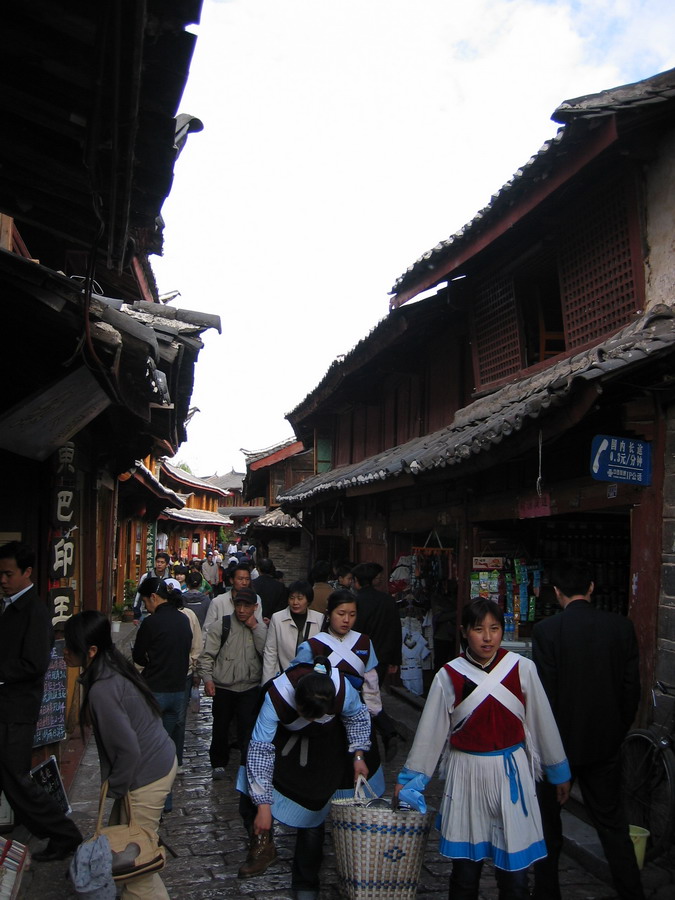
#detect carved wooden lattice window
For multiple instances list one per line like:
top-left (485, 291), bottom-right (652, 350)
top-left (558, 182), bottom-right (637, 347)
top-left (474, 274), bottom-right (522, 386)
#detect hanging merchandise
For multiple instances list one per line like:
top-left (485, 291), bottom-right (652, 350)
top-left (400, 630), bottom-right (431, 696)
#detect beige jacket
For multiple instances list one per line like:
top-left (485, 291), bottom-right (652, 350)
top-left (198, 613), bottom-right (267, 692)
top-left (262, 607), bottom-right (324, 683)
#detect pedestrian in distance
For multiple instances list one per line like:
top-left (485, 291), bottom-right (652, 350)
top-left (198, 587), bottom-right (267, 782)
top-left (395, 598), bottom-right (571, 900)
top-left (64, 610), bottom-right (176, 900)
top-left (132, 577), bottom-right (192, 812)
top-left (261, 580), bottom-right (323, 683)
top-left (352, 561), bottom-right (403, 761)
top-left (531, 559), bottom-right (645, 900)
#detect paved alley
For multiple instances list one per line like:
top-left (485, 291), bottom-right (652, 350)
top-left (16, 683), bottom-right (673, 899)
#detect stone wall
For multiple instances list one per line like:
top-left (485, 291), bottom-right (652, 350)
top-left (645, 126), bottom-right (675, 309)
top-left (265, 531), bottom-right (310, 585)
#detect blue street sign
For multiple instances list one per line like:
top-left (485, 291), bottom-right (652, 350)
top-left (590, 434), bottom-right (652, 486)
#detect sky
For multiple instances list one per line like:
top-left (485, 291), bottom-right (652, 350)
top-left (152, 0), bottom-right (675, 477)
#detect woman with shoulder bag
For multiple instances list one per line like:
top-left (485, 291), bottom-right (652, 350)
top-left (64, 610), bottom-right (177, 900)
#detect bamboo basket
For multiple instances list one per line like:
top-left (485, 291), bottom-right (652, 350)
top-left (330, 777), bottom-right (434, 900)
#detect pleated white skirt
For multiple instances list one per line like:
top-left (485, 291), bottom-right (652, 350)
top-left (437, 743), bottom-right (547, 871)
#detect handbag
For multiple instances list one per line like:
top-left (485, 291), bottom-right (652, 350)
top-left (88, 780), bottom-right (166, 882)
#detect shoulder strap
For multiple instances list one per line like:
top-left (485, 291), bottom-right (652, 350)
top-left (219, 615), bottom-right (232, 649)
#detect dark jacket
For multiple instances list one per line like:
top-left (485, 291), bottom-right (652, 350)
top-left (132, 602), bottom-right (192, 692)
top-left (0, 585), bottom-right (53, 723)
top-left (532, 600), bottom-right (640, 766)
top-left (354, 586), bottom-right (402, 668)
top-left (251, 574), bottom-right (288, 620)
top-left (182, 589), bottom-right (212, 627)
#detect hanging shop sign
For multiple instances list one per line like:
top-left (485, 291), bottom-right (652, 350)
top-left (518, 493), bottom-right (551, 519)
top-left (590, 435), bottom-right (652, 486)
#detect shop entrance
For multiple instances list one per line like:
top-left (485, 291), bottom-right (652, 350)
top-left (470, 510), bottom-right (631, 649)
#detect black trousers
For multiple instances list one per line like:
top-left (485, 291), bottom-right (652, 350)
top-left (209, 686), bottom-right (260, 769)
top-left (449, 859), bottom-right (528, 900)
top-left (0, 721), bottom-right (81, 847)
top-left (292, 822), bottom-right (325, 891)
top-left (533, 755), bottom-right (645, 900)
top-left (372, 662), bottom-right (397, 741)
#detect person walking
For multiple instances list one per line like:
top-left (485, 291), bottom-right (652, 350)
top-left (132, 578), bottom-right (192, 802)
top-left (64, 610), bottom-right (176, 900)
top-left (261, 580), bottom-right (323, 684)
top-left (238, 657), bottom-right (370, 896)
top-left (395, 598), bottom-right (570, 900)
top-left (198, 587), bottom-right (267, 782)
top-left (352, 562), bottom-right (403, 760)
top-left (532, 559), bottom-right (644, 900)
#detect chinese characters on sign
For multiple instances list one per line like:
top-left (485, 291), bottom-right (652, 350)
top-left (49, 442), bottom-right (78, 583)
top-left (590, 435), bottom-right (652, 486)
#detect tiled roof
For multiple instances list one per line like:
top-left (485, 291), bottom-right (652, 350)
top-left (161, 460), bottom-right (231, 497)
top-left (159, 507), bottom-right (233, 526)
top-left (218, 506), bottom-right (267, 518)
top-left (252, 508), bottom-right (303, 529)
top-left (133, 461), bottom-right (183, 509)
top-left (204, 470), bottom-right (245, 491)
top-left (391, 67), bottom-right (675, 301)
top-left (552, 66), bottom-right (675, 123)
top-left (279, 305), bottom-right (675, 504)
top-left (242, 438), bottom-right (299, 465)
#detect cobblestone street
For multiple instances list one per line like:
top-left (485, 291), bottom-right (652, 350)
top-left (18, 678), bottom-right (667, 900)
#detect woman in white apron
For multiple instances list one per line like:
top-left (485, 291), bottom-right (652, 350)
top-left (395, 598), bottom-right (571, 900)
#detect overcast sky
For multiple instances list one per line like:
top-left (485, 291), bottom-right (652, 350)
top-left (152, 0), bottom-right (675, 477)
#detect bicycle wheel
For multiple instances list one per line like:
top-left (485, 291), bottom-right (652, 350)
top-left (621, 728), bottom-right (675, 861)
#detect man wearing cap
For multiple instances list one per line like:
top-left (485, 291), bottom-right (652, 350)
top-left (198, 588), bottom-right (267, 780)
top-left (203, 564), bottom-right (263, 635)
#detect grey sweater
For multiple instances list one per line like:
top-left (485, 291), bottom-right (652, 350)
top-left (87, 665), bottom-right (175, 797)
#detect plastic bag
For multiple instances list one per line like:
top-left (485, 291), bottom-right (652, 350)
top-left (189, 685), bottom-right (200, 713)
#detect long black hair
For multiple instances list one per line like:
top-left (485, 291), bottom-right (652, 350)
top-left (295, 655), bottom-right (336, 719)
top-left (64, 610), bottom-right (160, 732)
top-left (322, 589), bottom-right (357, 632)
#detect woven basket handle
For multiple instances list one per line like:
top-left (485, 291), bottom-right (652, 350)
top-left (354, 774), bottom-right (377, 802)
top-left (95, 780), bottom-right (135, 836)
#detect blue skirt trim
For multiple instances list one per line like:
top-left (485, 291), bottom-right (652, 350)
top-left (437, 832), bottom-right (548, 872)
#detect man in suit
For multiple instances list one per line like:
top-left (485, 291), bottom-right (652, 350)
top-left (532, 559), bottom-right (644, 900)
top-left (352, 562), bottom-right (403, 761)
top-left (251, 558), bottom-right (288, 622)
top-left (0, 541), bottom-right (82, 861)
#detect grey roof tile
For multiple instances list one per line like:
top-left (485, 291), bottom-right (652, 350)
top-left (279, 305), bottom-right (675, 504)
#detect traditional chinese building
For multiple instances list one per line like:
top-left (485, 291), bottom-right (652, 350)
top-left (0, 1), bottom-right (216, 774)
top-left (243, 438), bottom-right (314, 579)
top-left (155, 460), bottom-right (233, 561)
top-left (279, 68), bottom-right (675, 700)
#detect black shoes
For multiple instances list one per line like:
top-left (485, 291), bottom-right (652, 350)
top-left (32, 840), bottom-right (80, 862)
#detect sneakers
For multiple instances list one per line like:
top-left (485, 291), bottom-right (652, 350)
top-left (212, 766), bottom-right (226, 780)
top-left (238, 831), bottom-right (278, 878)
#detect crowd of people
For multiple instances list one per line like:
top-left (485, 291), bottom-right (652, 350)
top-left (0, 541), bottom-right (645, 900)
